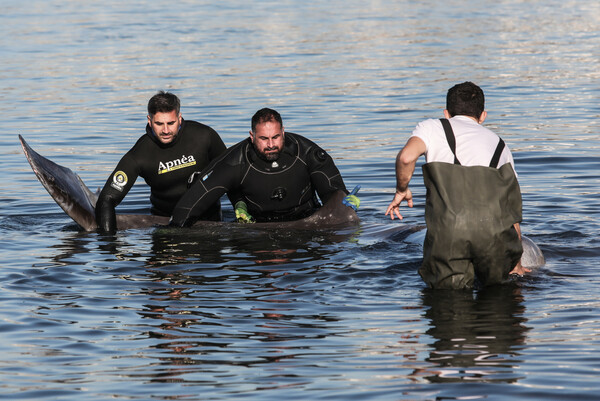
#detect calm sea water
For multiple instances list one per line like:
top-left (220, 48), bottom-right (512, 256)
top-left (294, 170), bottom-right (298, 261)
top-left (1, 1), bottom-right (599, 400)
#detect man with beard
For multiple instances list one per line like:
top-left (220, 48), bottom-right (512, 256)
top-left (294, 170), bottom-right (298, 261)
top-left (95, 91), bottom-right (226, 233)
top-left (170, 108), bottom-right (358, 226)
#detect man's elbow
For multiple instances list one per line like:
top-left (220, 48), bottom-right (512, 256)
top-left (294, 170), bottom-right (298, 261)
top-left (169, 208), bottom-right (193, 228)
top-left (398, 150), bottom-right (418, 168)
top-left (397, 137), bottom-right (425, 167)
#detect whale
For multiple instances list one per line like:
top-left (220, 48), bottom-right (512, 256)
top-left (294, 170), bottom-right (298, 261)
top-left (18, 135), bottom-right (359, 231)
top-left (19, 135), bottom-right (544, 268)
top-left (520, 234), bottom-right (545, 269)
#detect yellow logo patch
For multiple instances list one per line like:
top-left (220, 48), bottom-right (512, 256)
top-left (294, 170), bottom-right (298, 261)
top-left (111, 171), bottom-right (128, 191)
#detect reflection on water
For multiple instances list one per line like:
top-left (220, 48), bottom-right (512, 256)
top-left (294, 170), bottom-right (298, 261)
top-left (146, 225), bottom-right (354, 268)
top-left (421, 286), bottom-right (529, 384)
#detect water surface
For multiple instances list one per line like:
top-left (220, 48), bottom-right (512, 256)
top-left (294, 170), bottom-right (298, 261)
top-left (1, 1), bottom-right (599, 400)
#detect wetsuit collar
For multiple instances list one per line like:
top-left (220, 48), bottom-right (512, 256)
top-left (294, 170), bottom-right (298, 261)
top-left (146, 118), bottom-right (185, 148)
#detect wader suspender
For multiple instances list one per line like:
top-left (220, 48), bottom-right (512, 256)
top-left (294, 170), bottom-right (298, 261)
top-left (440, 118), bottom-right (460, 165)
top-left (439, 118), bottom-right (506, 168)
top-left (489, 138), bottom-right (506, 168)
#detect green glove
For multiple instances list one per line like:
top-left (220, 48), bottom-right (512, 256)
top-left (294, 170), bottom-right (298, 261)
top-left (342, 185), bottom-right (361, 211)
top-left (343, 194), bottom-right (360, 211)
top-left (235, 201), bottom-right (255, 223)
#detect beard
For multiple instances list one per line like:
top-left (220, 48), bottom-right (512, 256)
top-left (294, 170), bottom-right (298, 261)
top-left (254, 144), bottom-right (281, 162)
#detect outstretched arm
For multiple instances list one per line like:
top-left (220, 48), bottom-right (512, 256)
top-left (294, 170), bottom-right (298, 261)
top-left (170, 151), bottom-right (241, 227)
top-left (170, 175), bottom-right (228, 227)
top-left (385, 136), bottom-right (426, 220)
top-left (95, 155), bottom-right (139, 233)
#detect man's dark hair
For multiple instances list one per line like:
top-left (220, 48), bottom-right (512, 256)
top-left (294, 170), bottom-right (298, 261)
top-left (251, 108), bottom-right (283, 132)
top-left (446, 82), bottom-right (485, 119)
top-left (147, 91), bottom-right (180, 116)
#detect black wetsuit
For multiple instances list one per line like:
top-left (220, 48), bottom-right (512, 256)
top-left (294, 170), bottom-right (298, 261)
top-left (171, 132), bottom-right (347, 226)
top-left (96, 119), bottom-right (226, 232)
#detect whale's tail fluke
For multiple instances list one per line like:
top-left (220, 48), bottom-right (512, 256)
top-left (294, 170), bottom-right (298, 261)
top-left (19, 135), bottom-right (98, 231)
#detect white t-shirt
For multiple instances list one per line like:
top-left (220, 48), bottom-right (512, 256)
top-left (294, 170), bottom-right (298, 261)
top-left (411, 115), bottom-right (516, 170)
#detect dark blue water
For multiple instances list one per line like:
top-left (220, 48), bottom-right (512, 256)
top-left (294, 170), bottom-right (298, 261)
top-left (1, 1), bottom-right (599, 400)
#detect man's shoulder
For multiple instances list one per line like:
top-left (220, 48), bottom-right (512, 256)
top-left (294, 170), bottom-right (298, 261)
top-left (286, 132), bottom-right (318, 149)
top-left (414, 118), bottom-right (444, 132)
top-left (217, 138), bottom-right (249, 167)
top-left (417, 118), bottom-right (443, 128)
top-left (114, 134), bottom-right (154, 170)
top-left (412, 118), bottom-right (443, 141)
top-left (128, 133), bottom-right (155, 152)
top-left (182, 119), bottom-right (216, 134)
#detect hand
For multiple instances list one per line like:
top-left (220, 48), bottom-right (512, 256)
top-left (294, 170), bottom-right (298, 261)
top-left (509, 261), bottom-right (531, 276)
top-left (342, 185), bottom-right (361, 211)
top-left (234, 201), bottom-right (255, 223)
top-left (385, 188), bottom-right (413, 220)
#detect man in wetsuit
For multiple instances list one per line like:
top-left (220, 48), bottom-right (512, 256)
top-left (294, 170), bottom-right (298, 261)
top-left (95, 91), bottom-right (226, 233)
top-left (385, 82), bottom-right (528, 289)
top-left (170, 108), bottom-right (358, 226)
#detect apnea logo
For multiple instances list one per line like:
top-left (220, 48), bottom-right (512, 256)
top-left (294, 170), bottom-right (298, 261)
top-left (158, 154), bottom-right (196, 174)
top-left (111, 171), bottom-right (128, 192)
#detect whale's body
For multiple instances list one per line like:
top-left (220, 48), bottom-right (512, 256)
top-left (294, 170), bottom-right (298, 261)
top-left (18, 135), bottom-right (359, 231)
top-left (19, 135), bottom-right (544, 268)
top-left (520, 235), bottom-right (545, 268)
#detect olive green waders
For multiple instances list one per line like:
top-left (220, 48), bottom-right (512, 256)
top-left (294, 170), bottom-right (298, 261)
top-left (418, 119), bottom-right (523, 289)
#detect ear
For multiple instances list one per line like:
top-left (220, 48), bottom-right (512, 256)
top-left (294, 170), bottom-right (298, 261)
top-left (147, 115), bottom-right (152, 125)
top-left (478, 111), bottom-right (487, 124)
top-left (443, 110), bottom-right (451, 119)
top-left (178, 113), bottom-right (182, 124)
top-left (249, 130), bottom-right (254, 141)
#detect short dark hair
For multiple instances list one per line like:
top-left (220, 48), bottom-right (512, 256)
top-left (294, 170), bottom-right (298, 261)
top-left (147, 91), bottom-right (180, 116)
top-left (251, 108), bottom-right (283, 132)
top-left (446, 82), bottom-right (485, 119)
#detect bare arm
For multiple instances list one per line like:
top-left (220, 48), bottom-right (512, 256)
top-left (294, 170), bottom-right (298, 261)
top-left (385, 136), bottom-right (426, 220)
top-left (513, 222), bottom-right (522, 240)
top-left (509, 222), bottom-right (532, 275)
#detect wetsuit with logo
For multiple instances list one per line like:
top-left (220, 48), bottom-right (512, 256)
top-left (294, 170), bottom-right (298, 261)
top-left (95, 119), bottom-right (226, 232)
top-left (419, 119), bottom-right (523, 289)
top-left (170, 132), bottom-right (347, 226)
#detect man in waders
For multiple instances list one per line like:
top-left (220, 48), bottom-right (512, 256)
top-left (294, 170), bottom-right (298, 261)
top-left (385, 82), bottom-right (529, 289)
